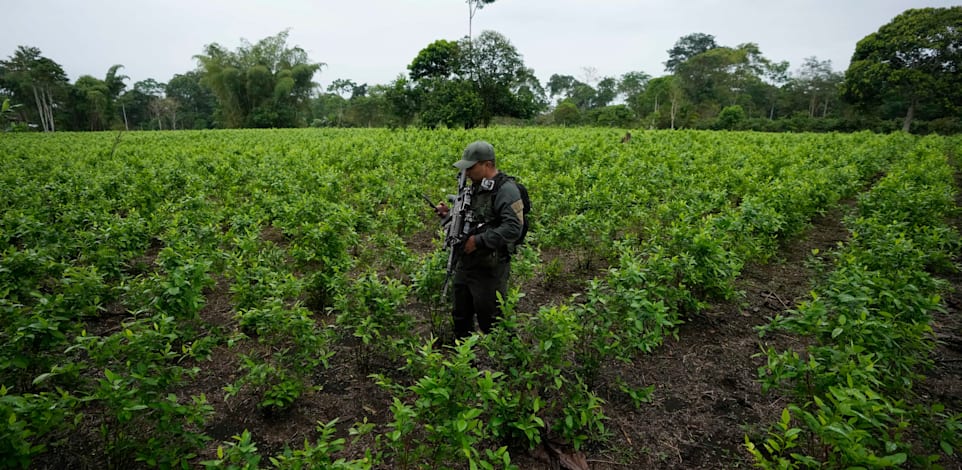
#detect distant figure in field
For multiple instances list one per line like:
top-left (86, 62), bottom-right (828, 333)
top-left (621, 132), bottom-right (632, 144)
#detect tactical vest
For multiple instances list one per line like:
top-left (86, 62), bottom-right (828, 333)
top-left (470, 172), bottom-right (526, 255)
top-left (469, 173), bottom-right (506, 228)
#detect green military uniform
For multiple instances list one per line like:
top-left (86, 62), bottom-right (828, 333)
top-left (450, 142), bottom-right (524, 339)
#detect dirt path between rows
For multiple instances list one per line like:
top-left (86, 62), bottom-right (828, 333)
top-left (547, 207), bottom-right (851, 469)
top-left (578, 153), bottom-right (962, 469)
top-left (567, 147), bottom-right (962, 469)
top-left (918, 148), bottom-right (962, 469)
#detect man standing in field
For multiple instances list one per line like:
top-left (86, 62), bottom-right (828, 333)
top-left (435, 141), bottom-right (525, 340)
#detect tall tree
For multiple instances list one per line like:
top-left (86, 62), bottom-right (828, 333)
top-left (384, 75), bottom-right (419, 127)
top-left (664, 33), bottom-right (718, 72)
top-left (842, 6), bottom-right (962, 132)
top-left (407, 39), bottom-right (464, 126)
top-left (194, 30), bottom-right (324, 128)
top-left (350, 83), bottom-right (369, 99)
top-left (327, 78), bottom-right (359, 98)
top-left (594, 77), bottom-right (619, 108)
top-left (547, 74), bottom-right (577, 102)
top-left (762, 60), bottom-right (789, 119)
top-left (675, 46), bottom-right (740, 109)
top-left (675, 43), bottom-right (773, 119)
top-left (420, 78), bottom-right (482, 128)
top-left (408, 31), bottom-right (543, 127)
top-left (462, 30), bottom-right (544, 125)
top-left (104, 65), bottom-right (128, 99)
top-left (642, 76), bottom-right (685, 129)
top-left (411, 68), bottom-right (479, 129)
top-left (148, 97), bottom-right (179, 130)
top-left (325, 78), bottom-right (357, 125)
top-left (0, 46), bottom-right (69, 131)
top-left (166, 71), bottom-right (215, 129)
top-left (620, 71), bottom-right (652, 118)
top-left (466, 0), bottom-right (497, 39)
top-left (728, 43), bottom-right (772, 117)
top-left (792, 57), bottom-right (843, 118)
top-left (408, 40), bottom-right (461, 80)
top-left (118, 79), bottom-right (165, 130)
top-left (103, 65), bottom-right (130, 128)
top-left (618, 71), bottom-right (650, 99)
top-left (546, 74), bottom-right (598, 110)
top-left (135, 78), bottom-right (165, 98)
top-left (70, 75), bottom-right (111, 130)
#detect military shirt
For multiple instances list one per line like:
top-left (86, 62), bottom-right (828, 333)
top-left (459, 172), bottom-right (524, 270)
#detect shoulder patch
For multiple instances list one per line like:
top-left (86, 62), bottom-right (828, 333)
top-left (510, 199), bottom-right (525, 223)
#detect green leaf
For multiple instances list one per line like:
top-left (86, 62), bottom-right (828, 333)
top-left (32, 373), bottom-right (54, 385)
top-left (876, 453), bottom-right (906, 465)
top-left (941, 440), bottom-right (953, 455)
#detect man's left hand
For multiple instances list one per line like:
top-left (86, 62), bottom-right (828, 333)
top-left (464, 235), bottom-right (477, 254)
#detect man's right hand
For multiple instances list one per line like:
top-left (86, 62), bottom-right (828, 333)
top-left (434, 202), bottom-right (450, 218)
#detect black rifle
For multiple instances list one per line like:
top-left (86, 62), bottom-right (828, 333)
top-left (424, 170), bottom-right (476, 301)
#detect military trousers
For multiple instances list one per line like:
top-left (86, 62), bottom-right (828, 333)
top-left (451, 261), bottom-right (510, 339)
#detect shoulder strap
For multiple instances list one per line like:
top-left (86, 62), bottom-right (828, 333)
top-left (492, 172), bottom-right (514, 192)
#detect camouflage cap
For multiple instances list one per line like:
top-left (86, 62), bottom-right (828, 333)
top-left (453, 141), bottom-right (495, 169)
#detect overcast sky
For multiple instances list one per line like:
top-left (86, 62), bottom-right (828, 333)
top-left (2, 0), bottom-right (958, 91)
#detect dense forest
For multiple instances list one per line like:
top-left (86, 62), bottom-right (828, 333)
top-left (1, 6), bottom-right (960, 134)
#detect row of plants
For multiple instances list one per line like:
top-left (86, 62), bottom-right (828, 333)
top-left (0, 128), bottom-right (954, 468)
top-left (749, 135), bottom-right (962, 467)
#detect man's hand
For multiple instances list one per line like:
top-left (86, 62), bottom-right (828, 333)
top-left (464, 235), bottom-right (477, 254)
top-left (434, 202), bottom-right (450, 218)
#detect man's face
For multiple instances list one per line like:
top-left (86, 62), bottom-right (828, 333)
top-left (465, 160), bottom-right (488, 182)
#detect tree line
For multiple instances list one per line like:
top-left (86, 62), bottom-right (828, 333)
top-left (1, 6), bottom-right (959, 134)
